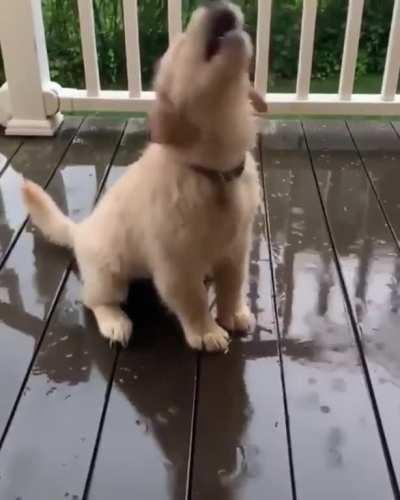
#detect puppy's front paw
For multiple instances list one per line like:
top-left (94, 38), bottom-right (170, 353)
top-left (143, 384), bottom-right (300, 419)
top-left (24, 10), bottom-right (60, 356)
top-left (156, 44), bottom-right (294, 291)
top-left (203, 325), bottom-right (230, 352)
top-left (98, 310), bottom-right (133, 347)
top-left (233, 305), bottom-right (254, 332)
top-left (185, 333), bottom-right (204, 351)
top-left (218, 304), bottom-right (254, 333)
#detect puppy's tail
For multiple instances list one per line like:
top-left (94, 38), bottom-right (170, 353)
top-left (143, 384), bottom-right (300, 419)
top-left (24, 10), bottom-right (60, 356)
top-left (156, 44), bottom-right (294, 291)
top-left (22, 179), bottom-right (75, 248)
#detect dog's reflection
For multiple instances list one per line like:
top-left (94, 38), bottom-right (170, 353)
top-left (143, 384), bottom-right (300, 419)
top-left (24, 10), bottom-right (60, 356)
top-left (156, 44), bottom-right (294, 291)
top-left (124, 280), bottom-right (251, 500)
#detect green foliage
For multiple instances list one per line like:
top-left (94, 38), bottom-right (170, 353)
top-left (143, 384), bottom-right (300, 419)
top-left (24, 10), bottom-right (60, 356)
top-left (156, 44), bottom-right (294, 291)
top-left (0, 0), bottom-right (395, 91)
top-left (42, 0), bottom-right (84, 88)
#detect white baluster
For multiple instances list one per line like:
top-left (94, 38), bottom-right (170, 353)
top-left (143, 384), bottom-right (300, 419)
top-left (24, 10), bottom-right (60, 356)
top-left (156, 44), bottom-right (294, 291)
top-left (122, 0), bottom-right (142, 97)
top-left (339, 0), bottom-right (364, 100)
top-left (381, 0), bottom-right (400, 101)
top-left (255, 0), bottom-right (273, 94)
top-left (77, 0), bottom-right (101, 97)
top-left (168, 0), bottom-right (182, 43)
top-left (296, 0), bottom-right (318, 100)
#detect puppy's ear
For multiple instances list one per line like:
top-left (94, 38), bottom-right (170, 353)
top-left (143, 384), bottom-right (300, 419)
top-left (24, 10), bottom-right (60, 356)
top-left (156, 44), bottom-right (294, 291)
top-left (149, 93), bottom-right (199, 146)
top-left (249, 87), bottom-right (268, 113)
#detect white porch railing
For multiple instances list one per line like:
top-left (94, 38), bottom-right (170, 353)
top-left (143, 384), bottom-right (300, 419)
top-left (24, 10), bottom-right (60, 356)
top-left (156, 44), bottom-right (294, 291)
top-left (1, 0), bottom-right (400, 136)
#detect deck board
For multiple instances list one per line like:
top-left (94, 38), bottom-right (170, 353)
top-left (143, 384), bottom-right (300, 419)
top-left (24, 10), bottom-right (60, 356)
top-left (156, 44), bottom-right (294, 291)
top-left (0, 117), bottom-right (118, 439)
top-left (347, 121), bottom-right (400, 247)
top-left (310, 119), bottom-right (400, 489)
top-left (261, 120), bottom-right (394, 500)
top-left (87, 282), bottom-right (197, 500)
top-left (0, 117), bottom-right (399, 499)
top-left (191, 207), bottom-right (292, 500)
top-left (0, 117), bottom-right (82, 266)
top-left (0, 117), bottom-right (125, 500)
top-left (83, 121), bottom-right (197, 500)
top-left (0, 135), bottom-right (23, 175)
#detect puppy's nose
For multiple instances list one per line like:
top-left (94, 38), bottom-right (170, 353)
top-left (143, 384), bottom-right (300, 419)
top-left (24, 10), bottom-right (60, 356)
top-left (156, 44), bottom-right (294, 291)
top-left (207, 2), bottom-right (238, 37)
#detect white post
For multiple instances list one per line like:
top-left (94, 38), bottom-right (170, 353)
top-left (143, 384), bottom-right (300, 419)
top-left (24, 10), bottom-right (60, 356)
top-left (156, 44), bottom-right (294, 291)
top-left (77, 0), bottom-right (101, 97)
top-left (254, 0), bottom-right (272, 94)
top-left (168, 0), bottom-right (182, 43)
top-left (339, 0), bottom-right (364, 100)
top-left (381, 0), bottom-right (400, 101)
top-left (0, 0), bottom-right (63, 136)
top-left (122, 0), bottom-right (142, 98)
top-left (296, 0), bottom-right (318, 100)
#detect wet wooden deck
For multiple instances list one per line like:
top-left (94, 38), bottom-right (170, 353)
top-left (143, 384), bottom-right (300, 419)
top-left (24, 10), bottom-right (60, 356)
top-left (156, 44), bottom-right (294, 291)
top-left (0, 116), bottom-right (400, 500)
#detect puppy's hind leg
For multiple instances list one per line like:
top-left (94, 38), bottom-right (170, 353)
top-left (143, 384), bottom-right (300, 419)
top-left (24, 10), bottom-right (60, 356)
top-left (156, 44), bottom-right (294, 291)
top-left (80, 262), bottom-right (132, 347)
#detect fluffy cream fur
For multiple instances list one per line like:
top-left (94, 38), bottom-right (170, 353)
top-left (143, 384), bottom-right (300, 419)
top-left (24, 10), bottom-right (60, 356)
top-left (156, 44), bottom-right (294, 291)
top-left (22, 1), bottom-right (264, 352)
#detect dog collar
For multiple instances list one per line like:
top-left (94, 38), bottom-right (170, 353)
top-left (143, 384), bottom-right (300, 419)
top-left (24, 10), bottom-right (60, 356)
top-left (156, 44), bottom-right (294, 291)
top-left (190, 159), bottom-right (245, 183)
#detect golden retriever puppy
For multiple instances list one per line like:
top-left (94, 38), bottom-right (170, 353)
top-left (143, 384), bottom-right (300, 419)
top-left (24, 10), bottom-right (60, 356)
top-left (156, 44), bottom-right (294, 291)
top-left (22, 1), bottom-right (266, 352)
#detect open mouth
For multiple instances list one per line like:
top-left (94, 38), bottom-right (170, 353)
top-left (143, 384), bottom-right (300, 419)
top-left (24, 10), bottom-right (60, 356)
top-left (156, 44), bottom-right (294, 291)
top-left (205, 5), bottom-right (238, 61)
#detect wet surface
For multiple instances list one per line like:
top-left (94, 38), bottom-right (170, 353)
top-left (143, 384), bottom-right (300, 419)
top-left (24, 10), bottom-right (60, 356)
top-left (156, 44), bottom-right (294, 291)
top-left (0, 117), bottom-right (125, 499)
top-left (261, 120), bottom-right (394, 500)
top-left (317, 120), bottom-right (400, 483)
top-left (0, 271), bottom-right (116, 500)
top-left (85, 121), bottom-right (196, 500)
top-left (348, 121), bottom-right (400, 245)
top-left (88, 282), bottom-right (196, 500)
top-left (0, 117), bottom-right (83, 264)
top-left (0, 134), bottom-right (22, 175)
top-left (191, 208), bottom-right (292, 500)
top-left (1, 118), bottom-right (400, 499)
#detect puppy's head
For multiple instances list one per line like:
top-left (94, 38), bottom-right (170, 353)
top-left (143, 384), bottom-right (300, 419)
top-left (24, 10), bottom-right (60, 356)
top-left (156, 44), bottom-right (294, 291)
top-left (149, 1), bottom-right (267, 150)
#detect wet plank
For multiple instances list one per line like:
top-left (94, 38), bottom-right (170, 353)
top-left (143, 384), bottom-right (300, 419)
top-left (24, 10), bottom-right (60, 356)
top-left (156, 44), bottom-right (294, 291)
top-left (347, 121), bottom-right (400, 246)
top-left (260, 120), bottom-right (394, 500)
top-left (304, 119), bottom-right (400, 490)
top-left (191, 207), bottom-right (292, 499)
top-left (0, 135), bottom-right (22, 175)
top-left (86, 123), bottom-right (197, 500)
top-left (0, 117), bottom-right (125, 437)
top-left (0, 117), bottom-right (128, 500)
top-left (87, 284), bottom-right (196, 500)
top-left (0, 116), bottom-right (83, 265)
